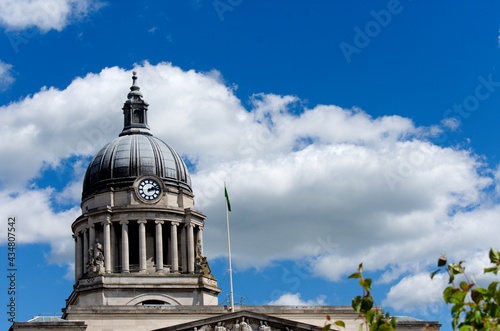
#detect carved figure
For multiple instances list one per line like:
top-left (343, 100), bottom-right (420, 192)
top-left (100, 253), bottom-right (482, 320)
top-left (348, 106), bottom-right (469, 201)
top-left (87, 245), bottom-right (95, 272)
top-left (259, 321), bottom-right (271, 331)
top-left (215, 322), bottom-right (226, 331)
top-left (232, 319), bottom-right (240, 331)
top-left (196, 239), bottom-right (203, 257)
top-left (94, 241), bottom-right (105, 274)
top-left (240, 318), bottom-right (252, 331)
top-left (87, 240), bottom-right (105, 274)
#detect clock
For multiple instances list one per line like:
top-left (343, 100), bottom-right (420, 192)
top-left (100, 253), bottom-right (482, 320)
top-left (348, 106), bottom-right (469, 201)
top-left (137, 178), bottom-right (162, 202)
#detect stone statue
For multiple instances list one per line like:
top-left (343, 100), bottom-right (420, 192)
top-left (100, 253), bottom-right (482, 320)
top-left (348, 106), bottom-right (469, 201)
top-left (240, 318), bottom-right (252, 331)
top-left (87, 240), bottom-right (105, 274)
top-left (94, 242), bottom-right (105, 274)
top-left (196, 239), bottom-right (203, 257)
top-left (259, 321), bottom-right (271, 331)
top-left (232, 319), bottom-right (240, 331)
top-left (87, 245), bottom-right (95, 273)
top-left (215, 322), bottom-right (226, 331)
top-left (195, 242), bottom-right (214, 279)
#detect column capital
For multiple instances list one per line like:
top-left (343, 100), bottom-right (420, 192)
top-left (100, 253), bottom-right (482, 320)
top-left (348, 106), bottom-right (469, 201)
top-left (137, 219), bottom-right (147, 224)
top-left (155, 220), bottom-right (164, 225)
top-left (171, 221), bottom-right (180, 227)
top-left (102, 219), bottom-right (111, 225)
top-left (119, 220), bottom-right (129, 225)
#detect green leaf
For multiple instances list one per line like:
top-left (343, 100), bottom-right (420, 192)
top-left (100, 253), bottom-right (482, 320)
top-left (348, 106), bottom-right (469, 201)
top-left (430, 269), bottom-right (440, 279)
top-left (449, 262), bottom-right (465, 275)
top-left (474, 310), bottom-right (482, 325)
top-left (471, 289), bottom-right (484, 304)
top-left (488, 303), bottom-right (498, 319)
top-left (352, 296), bottom-right (362, 312)
top-left (360, 295), bottom-right (374, 313)
top-left (360, 278), bottom-right (372, 292)
top-left (451, 302), bottom-right (465, 315)
top-left (366, 309), bottom-right (376, 324)
top-left (378, 325), bottom-right (395, 331)
top-left (490, 248), bottom-right (500, 264)
top-left (444, 287), bottom-right (467, 304)
top-left (444, 287), bottom-right (459, 303)
top-left (334, 321), bottom-right (346, 328)
top-left (460, 281), bottom-right (470, 291)
top-left (450, 289), bottom-right (467, 304)
top-left (348, 272), bottom-right (362, 279)
top-left (458, 325), bottom-right (473, 331)
top-left (485, 266), bottom-right (500, 275)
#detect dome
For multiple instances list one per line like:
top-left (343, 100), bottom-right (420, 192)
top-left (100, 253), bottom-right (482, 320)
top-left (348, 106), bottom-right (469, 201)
top-left (82, 134), bottom-right (191, 200)
top-left (81, 71), bottom-right (192, 200)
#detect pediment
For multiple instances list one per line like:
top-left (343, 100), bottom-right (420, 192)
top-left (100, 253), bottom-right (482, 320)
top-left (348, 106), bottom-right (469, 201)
top-left (153, 310), bottom-right (322, 331)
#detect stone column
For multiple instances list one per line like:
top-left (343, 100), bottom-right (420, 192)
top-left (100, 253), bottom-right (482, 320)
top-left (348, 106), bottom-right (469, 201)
top-left (155, 221), bottom-right (164, 272)
top-left (138, 220), bottom-right (147, 273)
top-left (120, 221), bottom-right (129, 273)
top-left (196, 226), bottom-right (204, 257)
top-left (103, 218), bottom-right (112, 274)
top-left (89, 224), bottom-right (95, 248)
top-left (180, 225), bottom-right (187, 273)
top-left (83, 229), bottom-right (88, 273)
top-left (75, 232), bottom-right (83, 281)
top-left (170, 222), bottom-right (179, 272)
top-left (187, 223), bottom-right (195, 273)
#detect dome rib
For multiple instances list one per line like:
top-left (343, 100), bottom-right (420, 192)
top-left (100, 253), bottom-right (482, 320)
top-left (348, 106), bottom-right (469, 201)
top-left (82, 135), bottom-right (192, 200)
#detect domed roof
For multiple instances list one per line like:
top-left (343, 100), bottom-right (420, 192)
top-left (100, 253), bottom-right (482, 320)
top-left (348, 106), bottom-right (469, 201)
top-left (82, 72), bottom-right (192, 200)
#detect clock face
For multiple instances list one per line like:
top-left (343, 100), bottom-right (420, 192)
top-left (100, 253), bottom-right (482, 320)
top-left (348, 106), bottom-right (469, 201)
top-left (137, 178), bottom-right (161, 201)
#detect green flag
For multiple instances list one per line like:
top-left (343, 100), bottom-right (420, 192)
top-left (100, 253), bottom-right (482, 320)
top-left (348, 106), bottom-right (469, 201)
top-left (224, 186), bottom-right (231, 212)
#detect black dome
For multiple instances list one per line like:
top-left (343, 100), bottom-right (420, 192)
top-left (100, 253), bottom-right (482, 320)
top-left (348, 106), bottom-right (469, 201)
top-left (82, 134), bottom-right (191, 200)
top-left (81, 71), bottom-right (192, 200)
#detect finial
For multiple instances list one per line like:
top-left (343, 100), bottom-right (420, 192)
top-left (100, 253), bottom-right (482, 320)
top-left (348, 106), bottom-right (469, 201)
top-left (132, 71), bottom-right (138, 86)
top-left (128, 70), bottom-right (142, 96)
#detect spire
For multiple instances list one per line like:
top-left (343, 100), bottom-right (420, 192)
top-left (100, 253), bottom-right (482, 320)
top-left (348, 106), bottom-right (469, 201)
top-left (120, 71), bottom-right (152, 136)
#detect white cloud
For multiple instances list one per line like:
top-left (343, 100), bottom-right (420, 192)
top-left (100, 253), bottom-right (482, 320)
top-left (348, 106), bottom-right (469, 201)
top-left (383, 272), bottom-right (445, 315)
top-left (267, 293), bottom-right (326, 306)
top-left (0, 0), bottom-right (103, 32)
top-left (1, 62), bottom-right (500, 316)
top-left (0, 60), bottom-right (14, 90)
top-left (0, 188), bottom-right (78, 244)
top-left (441, 117), bottom-right (461, 131)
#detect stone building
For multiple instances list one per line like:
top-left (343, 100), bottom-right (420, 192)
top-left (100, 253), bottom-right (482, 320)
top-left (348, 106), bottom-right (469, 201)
top-left (9, 73), bottom-right (440, 331)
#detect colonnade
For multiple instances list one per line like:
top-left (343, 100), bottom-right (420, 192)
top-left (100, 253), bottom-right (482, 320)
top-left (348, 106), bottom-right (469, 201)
top-left (74, 217), bottom-right (204, 281)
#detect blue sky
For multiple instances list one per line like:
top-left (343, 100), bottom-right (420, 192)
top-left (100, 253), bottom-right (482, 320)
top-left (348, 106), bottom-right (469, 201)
top-left (1, 1), bottom-right (500, 330)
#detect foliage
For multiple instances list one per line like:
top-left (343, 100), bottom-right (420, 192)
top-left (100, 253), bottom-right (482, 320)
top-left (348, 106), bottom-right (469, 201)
top-left (430, 249), bottom-right (500, 331)
top-left (323, 263), bottom-right (396, 331)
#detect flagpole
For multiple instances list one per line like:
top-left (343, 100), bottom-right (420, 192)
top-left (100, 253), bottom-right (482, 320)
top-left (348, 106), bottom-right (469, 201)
top-left (224, 182), bottom-right (235, 312)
